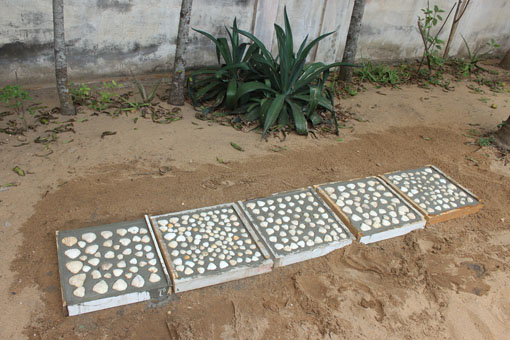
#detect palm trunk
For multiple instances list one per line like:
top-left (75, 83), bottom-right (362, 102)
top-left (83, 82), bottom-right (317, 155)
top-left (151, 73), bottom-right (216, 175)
top-left (495, 115), bottom-right (510, 151)
top-left (53, 0), bottom-right (75, 115)
top-left (339, 0), bottom-right (366, 82)
top-left (168, 0), bottom-right (193, 106)
top-left (500, 49), bottom-right (510, 70)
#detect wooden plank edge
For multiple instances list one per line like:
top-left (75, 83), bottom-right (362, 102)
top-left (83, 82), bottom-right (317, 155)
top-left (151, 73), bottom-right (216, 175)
top-left (377, 175), bottom-right (430, 220)
top-left (147, 216), bottom-right (176, 294)
top-left (310, 189), bottom-right (355, 241)
top-left (144, 215), bottom-right (172, 295)
top-left (426, 203), bottom-right (484, 224)
top-left (237, 200), bottom-right (280, 265)
top-left (376, 177), bottom-right (427, 221)
top-left (428, 164), bottom-right (482, 202)
top-left (234, 202), bottom-right (273, 261)
top-left (55, 230), bottom-right (69, 316)
top-left (313, 185), bottom-right (361, 241)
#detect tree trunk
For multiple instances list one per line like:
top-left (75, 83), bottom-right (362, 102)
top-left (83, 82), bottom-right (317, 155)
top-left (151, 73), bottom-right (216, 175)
top-left (443, 0), bottom-right (470, 58)
top-left (500, 49), bottom-right (510, 70)
top-left (52, 0), bottom-right (75, 115)
top-left (339, 0), bottom-right (366, 82)
top-left (168, 0), bottom-right (193, 106)
top-left (495, 115), bottom-right (510, 151)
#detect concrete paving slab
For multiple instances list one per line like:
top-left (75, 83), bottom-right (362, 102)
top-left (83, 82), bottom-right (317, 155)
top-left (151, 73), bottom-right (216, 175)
top-left (150, 203), bottom-right (273, 293)
top-left (56, 217), bottom-right (171, 316)
top-left (380, 165), bottom-right (483, 224)
top-left (239, 188), bottom-right (354, 267)
top-left (316, 177), bottom-right (426, 244)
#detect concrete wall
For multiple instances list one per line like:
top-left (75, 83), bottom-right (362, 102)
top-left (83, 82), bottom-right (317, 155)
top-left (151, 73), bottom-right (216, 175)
top-left (1, 0), bottom-right (509, 84)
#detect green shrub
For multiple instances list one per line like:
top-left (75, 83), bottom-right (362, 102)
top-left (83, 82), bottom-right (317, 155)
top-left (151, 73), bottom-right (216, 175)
top-left (188, 8), bottom-right (353, 137)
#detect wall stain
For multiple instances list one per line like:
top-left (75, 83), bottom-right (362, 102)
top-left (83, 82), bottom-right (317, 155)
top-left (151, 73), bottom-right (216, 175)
top-left (0, 41), bottom-right (53, 64)
top-left (96, 0), bottom-right (134, 13)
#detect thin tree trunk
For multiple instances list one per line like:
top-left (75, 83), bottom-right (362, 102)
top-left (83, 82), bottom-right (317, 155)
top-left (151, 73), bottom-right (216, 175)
top-left (443, 0), bottom-right (470, 58)
top-left (500, 49), bottom-right (510, 70)
top-left (52, 0), bottom-right (75, 115)
top-left (495, 115), bottom-right (510, 151)
top-left (339, 0), bottom-right (366, 82)
top-left (169, 0), bottom-right (193, 106)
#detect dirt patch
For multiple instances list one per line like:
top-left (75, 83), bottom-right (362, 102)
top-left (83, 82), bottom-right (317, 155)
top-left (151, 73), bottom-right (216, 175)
top-left (1, 80), bottom-right (510, 339)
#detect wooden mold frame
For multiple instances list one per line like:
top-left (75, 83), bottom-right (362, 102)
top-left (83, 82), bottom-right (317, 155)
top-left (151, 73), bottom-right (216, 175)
top-left (379, 165), bottom-right (483, 225)
top-left (314, 177), bottom-right (426, 244)
top-left (56, 217), bottom-right (172, 316)
top-left (149, 203), bottom-right (273, 294)
top-left (238, 187), bottom-right (354, 267)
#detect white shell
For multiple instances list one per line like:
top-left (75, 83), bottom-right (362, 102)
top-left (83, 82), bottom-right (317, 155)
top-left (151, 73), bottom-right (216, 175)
top-left (93, 280), bottom-right (108, 294)
top-left (101, 231), bottom-right (113, 239)
top-left (69, 273), bottom-right (86, 287)
top-left (184, 268), bottom-right (193, 275)
top-left (62, 236), bottom-right (77, 247)
top-left (128, 226), bottom-right (139, 234)
top-left (82, 232), bottom-right (96, 243)
top-left (85, 244), bottom-right (99, 255)
top-left (112, 279), bottom-right (127, 291)
top-left (207, 263), bottom-right (217, 270)
top-left (117, 228), bottom-right (127, 236)
top-left (73, 287), bottom-right (85, 297)
top-left (119, 238), bottom-right (131, 246)
top-left (113, 269), bottom-right (123, 277)
top-left (64, 249), bottom-right (81, 259)
top-left (91, 270), bottom-right (101, 279)
top-left (131, 275), bottom-right (145, 288)
top-left (65, 261), bottom-right (83, 274)
top-left (103, 240), bottom-right (113, 247)
top-left (88, 258), bottom-right (100, 266)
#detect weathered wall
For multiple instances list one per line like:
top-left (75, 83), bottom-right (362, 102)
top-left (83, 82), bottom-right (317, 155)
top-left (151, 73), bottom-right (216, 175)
top-left (1, 0), bottom-right (509, 84)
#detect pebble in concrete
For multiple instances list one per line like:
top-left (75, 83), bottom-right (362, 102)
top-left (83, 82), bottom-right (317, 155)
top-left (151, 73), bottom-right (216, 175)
top-left (317, 177), bottom-right (425, 244)
top-left (56, 219), bottom-right (171, 316)
top-left (151, 203), bottom-right (273, 293)
top-left (240, 188), bottom-right (354, 266)
top-left (382, 166), bottom-right (480, 216)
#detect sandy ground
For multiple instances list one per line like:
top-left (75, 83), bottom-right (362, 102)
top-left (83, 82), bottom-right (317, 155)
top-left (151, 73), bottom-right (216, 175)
top-left (1, 77), bottom-right (510, 340)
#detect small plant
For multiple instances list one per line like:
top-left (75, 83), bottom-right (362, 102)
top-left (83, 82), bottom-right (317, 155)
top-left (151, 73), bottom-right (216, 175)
top-left (459, 36), bottom-right (500, 75)
top-left (477, 136), bottom-right (495, 147)
top-left (89, 80), bottom-right (123, 112)
top-left (0, 84), bottom-right (32, 130)
top-left (188, 18), bottom-right (258, 109)
top-left (355, 60), bottom-right (410, 86)
top-left (129, 71), bottom-right (162, 104)
top-left (70, 83), bottom-right (91, 105)
top-left (417, 2), bottom-right (455, 73)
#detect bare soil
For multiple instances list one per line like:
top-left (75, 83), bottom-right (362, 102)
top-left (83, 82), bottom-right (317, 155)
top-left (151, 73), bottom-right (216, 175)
top-left (1, 76), bottom-right (510, 340)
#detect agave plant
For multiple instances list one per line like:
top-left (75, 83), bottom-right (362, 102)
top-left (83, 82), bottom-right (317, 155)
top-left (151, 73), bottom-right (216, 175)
top-left (188, 7), bottom-right (354, 137)
top-left (188, 19), bottom-right (259, 109)
top-left (236, 8), bottom-right (353, 137)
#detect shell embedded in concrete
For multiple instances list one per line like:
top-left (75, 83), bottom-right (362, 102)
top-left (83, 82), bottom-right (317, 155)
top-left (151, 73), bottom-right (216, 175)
top-left (64, 248), bottom-right (81, 259)
top-left (66, 261), bottom-right (83, 274)
top-left (82, 232), bottom-right (96, 243)
top-left (93, 280), bottom-right (108, 294)
top-left (62, 236), bottom-right (77, 247)
top-left (384, 167), bottom-right (479, 215)
top-left (244, 189), bottom-right (350, 255)
top-left (58, 221), bottom-right (167, 305)
top-left (131, 275), bottom-right (145, 288)
top-left (69, 273), bottom-right (86, 288)
top-left (154, 205), bottom-right (264, 279)
top-left (321, 177), bottom-right (422, 235)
